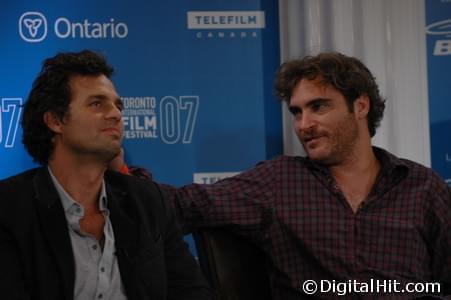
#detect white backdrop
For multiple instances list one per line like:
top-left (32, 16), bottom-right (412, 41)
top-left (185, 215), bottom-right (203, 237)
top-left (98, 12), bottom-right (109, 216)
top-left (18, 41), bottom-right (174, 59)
top-left (278, 0), bottom-right (431, 166)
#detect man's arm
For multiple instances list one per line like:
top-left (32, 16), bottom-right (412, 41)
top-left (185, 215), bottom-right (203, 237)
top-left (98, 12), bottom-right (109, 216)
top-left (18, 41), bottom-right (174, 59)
top-left (429, 181), bottom-right (451, 298)
top-left (0, 221), bottom-right (29, 299)
top-left (161, 159), bottom-right (278, 241)
top-left (0, 179), bottom-right (30, 299)
top-left (112, 150), bottom-right (278, 239)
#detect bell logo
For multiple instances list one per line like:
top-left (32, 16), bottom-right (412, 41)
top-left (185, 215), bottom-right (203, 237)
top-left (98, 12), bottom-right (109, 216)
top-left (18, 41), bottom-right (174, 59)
top-left (19, 12), bottom-right (47, 42)
top-left (426, 19), bottom-right (451, 56)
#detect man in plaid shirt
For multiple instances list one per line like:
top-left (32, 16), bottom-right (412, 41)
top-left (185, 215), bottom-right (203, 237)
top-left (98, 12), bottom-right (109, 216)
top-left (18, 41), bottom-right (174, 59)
top-left (117, 52), bottom-right (451, 299)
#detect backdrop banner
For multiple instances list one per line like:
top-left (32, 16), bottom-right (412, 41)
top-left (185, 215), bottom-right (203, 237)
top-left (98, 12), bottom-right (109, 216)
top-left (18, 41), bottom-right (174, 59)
top-left (426, 0), bottom-right (451, 185)
top-left (0, 0), bottom-right (282, 253)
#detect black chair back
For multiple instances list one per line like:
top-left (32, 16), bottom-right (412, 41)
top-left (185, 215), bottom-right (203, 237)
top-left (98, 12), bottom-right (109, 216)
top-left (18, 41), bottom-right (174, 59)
top-left (193, 229), bottom-right (272, 300)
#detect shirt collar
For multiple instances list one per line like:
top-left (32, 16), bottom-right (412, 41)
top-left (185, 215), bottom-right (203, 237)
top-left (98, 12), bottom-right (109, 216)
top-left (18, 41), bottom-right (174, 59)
top-left (303, 146), bottom-right (409, 179)
top-left (302, 146), bottom-right (409, 197)
top-left (47, 166), bottom-right (108, 214)
top-left (372, 146), bottom-right (409, 177)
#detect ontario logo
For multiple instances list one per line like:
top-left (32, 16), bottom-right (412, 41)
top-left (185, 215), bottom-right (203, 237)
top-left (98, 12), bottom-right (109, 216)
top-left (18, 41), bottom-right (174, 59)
top-left (187, 10), bottom-right (265, 40)
top-left (426, 19), bottom-right (451, 56)
top-left (19, 11), bottom-right (128, 42)
top-left (19, 12), bottom-right (47, 42)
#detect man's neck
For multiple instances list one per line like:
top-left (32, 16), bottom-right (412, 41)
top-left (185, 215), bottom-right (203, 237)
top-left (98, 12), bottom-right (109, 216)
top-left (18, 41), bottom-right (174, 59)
top-left (329, 146), bottom-right (379, 177)
top-left (48, 157), bottom-right (106, 213)
top-left (328, 145), bottom-right (381, 212)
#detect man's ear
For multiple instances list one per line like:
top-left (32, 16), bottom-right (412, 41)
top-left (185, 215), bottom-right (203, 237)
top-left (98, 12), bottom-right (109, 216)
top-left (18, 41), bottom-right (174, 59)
top-left (43, 111), bottom-right (63, 133)
top-left (354, 95), bottom-right (370, 119)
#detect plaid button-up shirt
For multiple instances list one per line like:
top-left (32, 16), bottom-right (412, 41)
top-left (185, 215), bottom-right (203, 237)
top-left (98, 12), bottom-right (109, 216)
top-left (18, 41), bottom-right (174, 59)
top-left (169, 147), bottom-right (451, 299)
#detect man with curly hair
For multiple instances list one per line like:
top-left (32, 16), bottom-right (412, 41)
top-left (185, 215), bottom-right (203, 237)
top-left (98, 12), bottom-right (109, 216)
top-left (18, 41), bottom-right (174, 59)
top-left (0, 50), bottom-right (213, 300)
top-left (160, 52), bottom-right (450, 299)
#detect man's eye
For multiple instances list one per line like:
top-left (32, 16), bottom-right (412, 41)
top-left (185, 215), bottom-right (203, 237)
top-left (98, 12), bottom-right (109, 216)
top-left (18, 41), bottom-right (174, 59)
top-left (312, 102), bottom-right (326, 111)
top-left (90, 101), bottom-right (100, 107)
top-left (289, 107), bottom-right (301, 116)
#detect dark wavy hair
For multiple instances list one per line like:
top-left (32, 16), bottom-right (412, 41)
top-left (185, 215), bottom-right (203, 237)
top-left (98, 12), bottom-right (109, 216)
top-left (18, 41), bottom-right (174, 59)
top-left (274, 52), bottom-right (385, 137)
top-left (21, 50), bottom-right (114, 165)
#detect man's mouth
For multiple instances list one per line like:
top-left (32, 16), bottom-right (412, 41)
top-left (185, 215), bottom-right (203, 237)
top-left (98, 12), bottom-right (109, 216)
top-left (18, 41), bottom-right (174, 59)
top-left (102, 128), bottom-right (122, 136)
top-left (303, 135), bottom-right (323, 147)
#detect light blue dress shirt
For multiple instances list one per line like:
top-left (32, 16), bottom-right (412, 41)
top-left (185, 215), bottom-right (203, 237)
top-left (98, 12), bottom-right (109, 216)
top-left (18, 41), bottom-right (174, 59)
top-left (48, 167), bottom-right (127, 300)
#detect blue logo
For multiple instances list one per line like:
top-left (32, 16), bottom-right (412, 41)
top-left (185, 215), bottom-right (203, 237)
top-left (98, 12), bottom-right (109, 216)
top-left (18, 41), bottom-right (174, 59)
top-left (19, 12), bottom-right (47, 42)
top-left (427, 19), bottom-right (451, 37)
top-left (426, 19), bottom-right (451, 56)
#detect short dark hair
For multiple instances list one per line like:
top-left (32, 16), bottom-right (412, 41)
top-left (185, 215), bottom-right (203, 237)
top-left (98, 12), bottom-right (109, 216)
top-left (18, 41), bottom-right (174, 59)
top-left (274, 52), bottom-right (385, 137)
top-left (21, 49), bottom-right (114, 165)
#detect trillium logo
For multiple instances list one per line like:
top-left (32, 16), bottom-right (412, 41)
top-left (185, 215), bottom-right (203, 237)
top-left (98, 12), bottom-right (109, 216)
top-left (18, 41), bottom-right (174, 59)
top-left (19, 12), bottom-right (48, 42)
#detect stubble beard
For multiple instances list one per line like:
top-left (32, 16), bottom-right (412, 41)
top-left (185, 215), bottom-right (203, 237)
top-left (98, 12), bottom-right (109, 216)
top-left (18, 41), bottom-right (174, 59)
top-left (70, 136), bottom-right (123, 165)
top-left (302, 114), bottom-right (359, 166)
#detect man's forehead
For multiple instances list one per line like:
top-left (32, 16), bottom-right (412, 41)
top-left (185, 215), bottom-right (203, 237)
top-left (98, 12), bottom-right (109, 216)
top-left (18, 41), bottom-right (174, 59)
top-left (289, 77), bottom-right (344, 107)
top-left (293, 77), bottom-right (333, 97)
top-left (68, 74), bottom-right (118, 97)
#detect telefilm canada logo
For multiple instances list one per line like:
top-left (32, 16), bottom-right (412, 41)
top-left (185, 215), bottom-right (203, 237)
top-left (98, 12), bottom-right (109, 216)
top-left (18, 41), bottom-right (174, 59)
top-left (426, 19), bottom-right (451, 56)
top-left (187, 10), bottom-right (265, 39)
top-left (19, 11), bottom-right (128, 42)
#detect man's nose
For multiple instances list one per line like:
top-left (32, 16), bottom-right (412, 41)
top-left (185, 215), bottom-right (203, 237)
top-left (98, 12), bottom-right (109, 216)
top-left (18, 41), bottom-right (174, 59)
top-left (105, 103), bottom-right (122, 120)
top-left (296, 111), bottom-right (315, 132)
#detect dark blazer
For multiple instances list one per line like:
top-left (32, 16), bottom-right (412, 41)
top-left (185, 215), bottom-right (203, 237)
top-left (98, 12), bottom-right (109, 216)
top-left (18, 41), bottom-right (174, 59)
top-left (0, 167), bottom-right (214, 300)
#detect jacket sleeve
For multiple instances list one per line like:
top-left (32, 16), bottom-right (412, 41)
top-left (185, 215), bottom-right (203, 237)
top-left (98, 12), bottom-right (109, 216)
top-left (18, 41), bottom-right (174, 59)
top-left (0, 215), bottom-right (30, 299)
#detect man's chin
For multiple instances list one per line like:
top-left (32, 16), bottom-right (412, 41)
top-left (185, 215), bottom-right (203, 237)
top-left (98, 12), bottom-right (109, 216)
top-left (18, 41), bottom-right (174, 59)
top-left (306, 150), bottom-right (333, 164)
top-left (98, 145), bottom-right (122, 163)
top-left (309, 154), bottom-right (343, 167)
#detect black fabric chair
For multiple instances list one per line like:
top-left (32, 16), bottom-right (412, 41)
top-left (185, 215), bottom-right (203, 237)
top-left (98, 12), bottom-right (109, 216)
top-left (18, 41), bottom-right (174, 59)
top-left (192, 228), bottom-right (272, 300)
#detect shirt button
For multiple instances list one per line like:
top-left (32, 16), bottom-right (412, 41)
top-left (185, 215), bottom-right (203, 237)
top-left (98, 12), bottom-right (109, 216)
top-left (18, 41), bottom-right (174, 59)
top-left (100, 267), bottom-right (105, 272)
top-left (92, 245), bottom-right (98, 250)
top-left (98, 294), bottom-right (103, 299)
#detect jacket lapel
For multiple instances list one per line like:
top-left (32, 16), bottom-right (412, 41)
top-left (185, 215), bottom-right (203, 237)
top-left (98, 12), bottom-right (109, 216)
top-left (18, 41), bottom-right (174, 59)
top-left (106, 180), bottom-right (139, 252)
top-left (105, 175), bottom-right (142, 296)
top-left (33, 168), bottom-right (75, 300)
